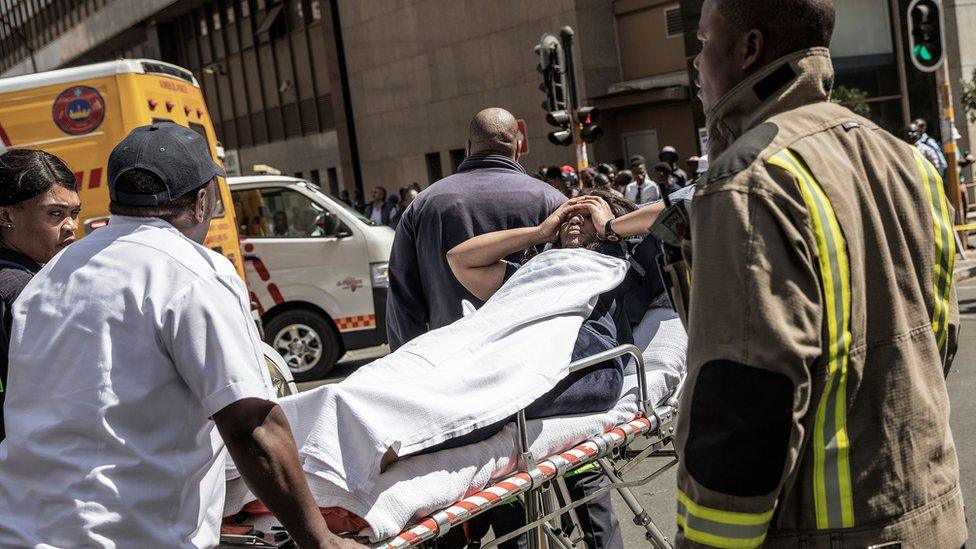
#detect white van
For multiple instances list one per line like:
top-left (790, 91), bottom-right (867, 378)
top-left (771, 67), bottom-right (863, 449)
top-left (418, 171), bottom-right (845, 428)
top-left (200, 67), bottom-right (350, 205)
top-left (229, 176), bottom-right (394, 381)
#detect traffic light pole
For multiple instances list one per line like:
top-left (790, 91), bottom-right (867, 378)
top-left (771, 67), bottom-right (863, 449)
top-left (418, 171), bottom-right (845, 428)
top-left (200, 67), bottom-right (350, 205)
top-left (936, 62), bottom-right (966, 240)
top-left (560, 27), bottom-right (588, 172)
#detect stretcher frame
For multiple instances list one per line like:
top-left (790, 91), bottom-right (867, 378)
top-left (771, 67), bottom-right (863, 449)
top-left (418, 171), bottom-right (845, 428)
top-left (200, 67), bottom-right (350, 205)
top-left (376, 344), bottom-right (680, 549)
top-left (219, 344), bottom-right (680, 549)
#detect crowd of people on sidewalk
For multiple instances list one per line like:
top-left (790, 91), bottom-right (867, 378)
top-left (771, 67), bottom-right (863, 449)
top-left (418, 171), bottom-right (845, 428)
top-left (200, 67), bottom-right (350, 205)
top-left (532, 146), bottom-right (706, 205)
top-left (338, 182), bottom-right (422, 230)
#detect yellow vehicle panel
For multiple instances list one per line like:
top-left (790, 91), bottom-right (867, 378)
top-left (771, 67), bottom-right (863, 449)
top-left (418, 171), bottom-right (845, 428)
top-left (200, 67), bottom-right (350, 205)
top-left (0, 60), bottom-right (245, 277)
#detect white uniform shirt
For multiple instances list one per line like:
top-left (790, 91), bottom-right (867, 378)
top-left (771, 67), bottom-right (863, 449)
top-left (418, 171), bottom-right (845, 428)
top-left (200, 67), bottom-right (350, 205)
top-left (624, 176), bottom-right (662, 205)
top-left (0, 216), bottom-right (272, 548)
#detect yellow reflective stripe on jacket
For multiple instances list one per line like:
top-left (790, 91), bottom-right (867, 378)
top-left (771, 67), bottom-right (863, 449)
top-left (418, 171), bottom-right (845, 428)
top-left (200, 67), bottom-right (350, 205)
top-left (914, 153), bottom-right (955, 360)
top-left (768, 149), bottom-right (855, 529)
top-left (676, 490), bottom-right (773, 549)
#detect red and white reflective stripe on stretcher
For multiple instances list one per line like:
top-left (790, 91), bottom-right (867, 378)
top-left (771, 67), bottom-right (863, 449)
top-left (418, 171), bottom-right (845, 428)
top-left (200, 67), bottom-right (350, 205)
top-left (375, 414), bottom-right (655, 548)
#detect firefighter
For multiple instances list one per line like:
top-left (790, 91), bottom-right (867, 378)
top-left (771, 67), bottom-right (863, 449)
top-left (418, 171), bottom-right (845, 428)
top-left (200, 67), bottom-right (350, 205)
top-left (573, 0), bottom-right (965, 546)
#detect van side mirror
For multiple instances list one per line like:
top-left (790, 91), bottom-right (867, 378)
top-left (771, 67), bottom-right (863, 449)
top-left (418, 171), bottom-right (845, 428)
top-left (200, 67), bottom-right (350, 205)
top-left (336, 224), bottom-right (353, 238)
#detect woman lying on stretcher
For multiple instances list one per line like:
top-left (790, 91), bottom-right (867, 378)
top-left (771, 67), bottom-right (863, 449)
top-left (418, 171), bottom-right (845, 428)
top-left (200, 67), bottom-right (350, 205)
top-left (442, 190), bottom-right (658, 432)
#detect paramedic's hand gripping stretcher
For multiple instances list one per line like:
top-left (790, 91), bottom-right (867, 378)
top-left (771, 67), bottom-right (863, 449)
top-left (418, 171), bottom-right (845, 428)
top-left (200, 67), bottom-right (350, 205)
top-left (220, 197), bottom-right (687, 549)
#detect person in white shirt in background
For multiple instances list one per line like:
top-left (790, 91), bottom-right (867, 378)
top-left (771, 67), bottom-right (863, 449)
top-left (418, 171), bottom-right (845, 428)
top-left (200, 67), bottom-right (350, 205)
top-left (0, 122), bottom-right (360, 549)
top-left (623, 154), bottom-right (662, 205)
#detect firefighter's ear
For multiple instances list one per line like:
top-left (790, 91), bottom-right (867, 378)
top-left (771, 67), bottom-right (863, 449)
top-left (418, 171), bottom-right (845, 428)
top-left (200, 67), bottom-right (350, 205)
top-left (741, 29), bottom-right (765, 72)
top-left (0, 206), bottom-right (13, 228)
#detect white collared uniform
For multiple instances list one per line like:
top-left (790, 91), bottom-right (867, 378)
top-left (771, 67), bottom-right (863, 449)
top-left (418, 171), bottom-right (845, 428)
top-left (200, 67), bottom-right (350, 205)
top-left (0, 216), bottom-right (271, 548)
top-left (623, 176), bottom-right (662, 205)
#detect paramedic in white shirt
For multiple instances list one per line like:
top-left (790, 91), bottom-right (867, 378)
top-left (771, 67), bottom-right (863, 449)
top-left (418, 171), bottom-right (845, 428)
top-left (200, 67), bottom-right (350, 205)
top-left (622, 154), bottom-right (662, 205)
top-left (0, 122), bottom-right (359, 549)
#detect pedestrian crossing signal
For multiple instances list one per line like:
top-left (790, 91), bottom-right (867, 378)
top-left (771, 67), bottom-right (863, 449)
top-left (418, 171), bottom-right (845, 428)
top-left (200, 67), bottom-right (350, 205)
top-left (577, 107), bottom-right (603, 144)
top-left (907, 0), bottom-right (944, 72)
top-left (546, 110), bottom-right (573, 147)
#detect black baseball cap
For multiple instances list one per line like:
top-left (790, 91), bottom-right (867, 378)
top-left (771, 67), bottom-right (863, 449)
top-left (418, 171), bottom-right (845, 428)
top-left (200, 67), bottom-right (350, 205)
top-left (108, 122), bottom-right (225, 206)
top-left (629, 155), bottom-right (646, 167)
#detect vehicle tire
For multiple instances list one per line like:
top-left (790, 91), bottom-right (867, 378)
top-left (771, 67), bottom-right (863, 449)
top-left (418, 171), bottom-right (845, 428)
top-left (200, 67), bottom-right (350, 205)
top-left (263, 309), bottom-right (342, 382)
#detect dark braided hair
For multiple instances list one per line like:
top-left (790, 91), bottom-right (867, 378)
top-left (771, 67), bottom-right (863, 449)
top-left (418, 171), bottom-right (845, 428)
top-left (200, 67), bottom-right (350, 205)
top-left (0, 149), bottom-right (77, 206)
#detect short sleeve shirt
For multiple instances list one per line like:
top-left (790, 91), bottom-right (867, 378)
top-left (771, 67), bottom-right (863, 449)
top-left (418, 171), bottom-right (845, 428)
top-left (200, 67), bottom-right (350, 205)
top-left (0, 216), bottom-right (271, 548)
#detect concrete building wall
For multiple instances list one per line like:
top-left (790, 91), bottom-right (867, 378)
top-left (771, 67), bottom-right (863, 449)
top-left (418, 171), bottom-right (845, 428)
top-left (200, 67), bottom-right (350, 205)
top-left (832, 0), bottom-right (893, 59)
top-left (615, 0), bottom-right (686, 81)
top-left (235, 130), bottom-right (343, 181)
top-left (610, 102), bottom-right (698, 166)
top-left (337, 0), bottom-right (600, 192)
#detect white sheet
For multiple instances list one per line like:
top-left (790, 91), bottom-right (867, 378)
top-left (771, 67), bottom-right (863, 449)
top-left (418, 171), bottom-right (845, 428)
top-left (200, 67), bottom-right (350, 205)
top-left (628, 307), bottom-right (687, 404)
top-left (295, 248), bottom-right (627, 493)
top-left (224, 306), bottom-right (687, 541)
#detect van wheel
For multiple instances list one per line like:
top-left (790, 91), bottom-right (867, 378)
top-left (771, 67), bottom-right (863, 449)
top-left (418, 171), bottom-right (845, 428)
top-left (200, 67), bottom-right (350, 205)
top-left (264, 310), bottom-right (341, 382)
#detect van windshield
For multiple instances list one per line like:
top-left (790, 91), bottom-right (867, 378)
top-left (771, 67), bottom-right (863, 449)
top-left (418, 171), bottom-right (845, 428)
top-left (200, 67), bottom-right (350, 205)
top-left (302, 182), bottom-right (376, 225)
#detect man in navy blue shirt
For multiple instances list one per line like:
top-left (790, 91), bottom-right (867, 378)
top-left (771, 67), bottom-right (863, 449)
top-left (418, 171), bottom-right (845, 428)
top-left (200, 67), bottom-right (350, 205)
top-left (387, 108), bottom-right (566, 349)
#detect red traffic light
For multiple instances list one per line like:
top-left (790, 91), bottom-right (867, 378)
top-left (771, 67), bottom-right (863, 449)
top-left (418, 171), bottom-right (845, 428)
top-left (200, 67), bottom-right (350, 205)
top-left (577, 106), bottom-right (599, 125)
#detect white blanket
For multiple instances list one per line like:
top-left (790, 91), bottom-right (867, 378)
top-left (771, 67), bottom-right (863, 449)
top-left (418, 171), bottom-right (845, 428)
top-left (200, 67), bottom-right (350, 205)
top-left (224, 305), bottom-right (687, 542)
top-left (226, 373), bottom-right (663, 541)
top-left (297, 248), bottom-right (627, 493)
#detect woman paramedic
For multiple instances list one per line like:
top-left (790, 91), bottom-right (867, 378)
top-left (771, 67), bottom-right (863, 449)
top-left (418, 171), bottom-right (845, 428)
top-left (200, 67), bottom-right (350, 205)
top-left (0, 149), bottom-right (81, 442)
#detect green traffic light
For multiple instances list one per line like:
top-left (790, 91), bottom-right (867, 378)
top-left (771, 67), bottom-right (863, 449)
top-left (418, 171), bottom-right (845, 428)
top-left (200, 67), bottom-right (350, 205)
top-left (913, 44), bottom-right (934, 61)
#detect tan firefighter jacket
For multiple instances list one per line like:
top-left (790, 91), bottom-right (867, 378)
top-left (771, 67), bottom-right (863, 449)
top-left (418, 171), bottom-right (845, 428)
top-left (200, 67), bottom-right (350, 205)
top-left (674, 47), bottom-right (965, 548)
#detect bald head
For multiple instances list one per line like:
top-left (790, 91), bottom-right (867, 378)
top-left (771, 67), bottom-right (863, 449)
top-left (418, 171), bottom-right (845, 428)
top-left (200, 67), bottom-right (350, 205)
top-left (717, 0), bottom-right (835, 61)
top-left (468, 108), bottom-right (520, 159)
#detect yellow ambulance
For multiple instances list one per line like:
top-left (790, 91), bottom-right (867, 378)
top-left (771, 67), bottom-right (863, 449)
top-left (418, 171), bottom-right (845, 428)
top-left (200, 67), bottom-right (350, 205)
top-left (0, 59), bottom-right (244, 276)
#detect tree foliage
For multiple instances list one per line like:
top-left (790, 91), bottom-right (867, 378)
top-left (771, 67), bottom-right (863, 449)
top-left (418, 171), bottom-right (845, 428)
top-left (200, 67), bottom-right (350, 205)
top-left (830, 85), bottom-right (872, 118)
top-left (961, 68), bottom-right (976, 123)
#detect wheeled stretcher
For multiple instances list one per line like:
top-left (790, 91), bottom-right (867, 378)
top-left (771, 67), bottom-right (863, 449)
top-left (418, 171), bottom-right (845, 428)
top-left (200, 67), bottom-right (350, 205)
top-left (221, 343), bottom-right (682, 549)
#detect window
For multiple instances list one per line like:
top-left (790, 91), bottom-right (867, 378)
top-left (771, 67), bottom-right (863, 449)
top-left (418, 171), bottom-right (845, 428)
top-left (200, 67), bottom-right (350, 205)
top-left (309, 169), bottom-right (321, 187)
top-left (288, 0), bottom-right (306, 28)
top-left (327, 167), bottom-right (339, 196)
top-left (449, 148), bottom-right (466, 173)
top-left (664, 6), bottom-right (683, 38)
top-left (255, 3), bottom-right (285, 41)
top-left (425, 152), bottom-right (443, 184)
top-left (232, 187), bottom-right (345, 238)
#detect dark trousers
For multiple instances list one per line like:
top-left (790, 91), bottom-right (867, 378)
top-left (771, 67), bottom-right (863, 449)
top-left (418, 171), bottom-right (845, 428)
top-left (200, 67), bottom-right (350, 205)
top-left (435, 467), bottom-right (623, 548)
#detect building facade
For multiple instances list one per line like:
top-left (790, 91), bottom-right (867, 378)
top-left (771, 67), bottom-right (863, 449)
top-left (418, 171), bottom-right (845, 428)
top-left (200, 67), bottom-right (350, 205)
top-left (1, 0), bottom-right (975, 196)
top-left (0, 0), bottom-right (358, 195)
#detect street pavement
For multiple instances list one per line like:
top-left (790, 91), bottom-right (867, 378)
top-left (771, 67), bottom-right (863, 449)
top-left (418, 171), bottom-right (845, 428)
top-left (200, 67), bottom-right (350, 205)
top-left (615, 282), bottom-right (976, 546)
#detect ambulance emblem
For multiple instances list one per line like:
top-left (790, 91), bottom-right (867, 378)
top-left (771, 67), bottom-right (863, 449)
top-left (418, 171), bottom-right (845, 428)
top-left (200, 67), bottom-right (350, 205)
top-left (337, 276), bottom-right (364, 293)
top-left (52, 86), bottom-right (105, 135)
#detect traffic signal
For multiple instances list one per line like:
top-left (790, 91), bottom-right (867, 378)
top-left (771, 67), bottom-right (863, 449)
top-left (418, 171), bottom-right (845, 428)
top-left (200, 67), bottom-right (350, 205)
top-left (535, 33), bottom-right (568, 112)
top-left (578, 106), bottom-right (602, 144)
top-left (908, 0), bottom-right (945, 72)
top-left (546, 110), bottom-right (573, 146)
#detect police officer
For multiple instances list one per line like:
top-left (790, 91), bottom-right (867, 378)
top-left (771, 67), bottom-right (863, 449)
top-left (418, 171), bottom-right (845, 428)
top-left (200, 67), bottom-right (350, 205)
top-left (576, 0), bottom-right (965, 546)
